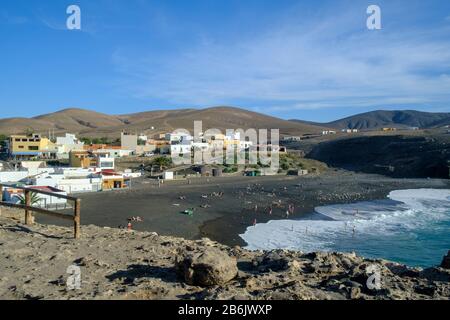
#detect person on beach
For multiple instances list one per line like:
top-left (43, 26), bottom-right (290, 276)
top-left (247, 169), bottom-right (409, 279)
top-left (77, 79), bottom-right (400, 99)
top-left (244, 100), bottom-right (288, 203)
top-left (289, 204), bottom-right (295, 215)
top-left (268, 207), bottom-right (273, 215)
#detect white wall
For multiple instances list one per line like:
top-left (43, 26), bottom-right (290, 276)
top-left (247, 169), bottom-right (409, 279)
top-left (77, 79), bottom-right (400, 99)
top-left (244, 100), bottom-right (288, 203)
top-left (3, 188), bottom-right (67, 208)
top-left (0, 171), bottom-right (29, 183)
top-left (27, 167), bottom-right (55, 177)
top-left (57, 178), bottom-right (102, 193)
top-left (98, 157), bottom-right (115, 170)
top-left (163, 172), bottom-right (174, 180)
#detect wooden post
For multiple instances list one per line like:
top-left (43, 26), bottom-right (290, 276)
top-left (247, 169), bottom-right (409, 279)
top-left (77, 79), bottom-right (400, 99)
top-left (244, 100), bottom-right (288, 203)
top-left (74, 199), bottom-right (81, 239)
top-left (24, 189), bottom-right (33, 225)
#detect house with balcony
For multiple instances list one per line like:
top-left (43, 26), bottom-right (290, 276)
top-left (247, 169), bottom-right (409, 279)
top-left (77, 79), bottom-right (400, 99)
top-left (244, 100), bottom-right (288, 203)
top-left (8, 134), bottom-right (56, 160)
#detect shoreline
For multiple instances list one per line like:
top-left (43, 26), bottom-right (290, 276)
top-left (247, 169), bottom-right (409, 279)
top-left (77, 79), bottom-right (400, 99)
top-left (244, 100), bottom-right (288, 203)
top-left (34, 171), bottom-right (450, 248)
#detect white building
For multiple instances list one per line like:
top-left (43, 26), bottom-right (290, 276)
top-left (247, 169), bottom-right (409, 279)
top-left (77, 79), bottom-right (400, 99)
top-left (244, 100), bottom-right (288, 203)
top-left (192, 141), bottom-right (209, 152)
top-left (3, 186), bottom-right (68, 209)
top-left (282, 136), bottom-right (302, 142)
top-left (138, 134), bottom-right (148, 142)
top-left (29, 168), bottom-right (103, 194)
top-left (342, 129), bottom-right (359, 133)
top-left (171, 140), bottom-right (192, 155)
top-left (239, 140), bottom-right (253, 150)
top-left (92, 152), bottom-right (115, 170)
top-left (163, 171), bottom-right (174, 180)
top-left (56, 133), bottom-right (82, 146)
top-left (0, 171), bottom-right (29, 184)
top-left (166, 132), bottom-right (193, 143)
top-left (123, 169), bottom-right (142, 179)
top-left (55, 134), bottom-right (85, 160)
top-left (93, 149), bottom-right (134, 158)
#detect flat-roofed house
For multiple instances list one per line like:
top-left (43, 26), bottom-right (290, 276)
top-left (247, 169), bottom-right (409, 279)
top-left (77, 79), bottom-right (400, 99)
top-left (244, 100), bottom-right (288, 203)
top-left (8, 134), bottom-right (56, 160)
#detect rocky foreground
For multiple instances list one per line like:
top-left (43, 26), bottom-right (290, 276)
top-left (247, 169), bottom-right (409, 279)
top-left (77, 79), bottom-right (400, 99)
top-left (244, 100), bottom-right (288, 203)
top-left (0, 212), bottom-right (449, 300)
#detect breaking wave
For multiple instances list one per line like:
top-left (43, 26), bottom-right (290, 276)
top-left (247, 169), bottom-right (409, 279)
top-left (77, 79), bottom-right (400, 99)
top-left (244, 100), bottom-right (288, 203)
top-left (240, 189), bottom-right (450, 267)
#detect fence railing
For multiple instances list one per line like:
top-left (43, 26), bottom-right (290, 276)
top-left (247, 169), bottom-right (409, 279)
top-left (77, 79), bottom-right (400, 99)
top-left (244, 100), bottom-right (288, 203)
top-left (0, 184), bottom-right (81, 239)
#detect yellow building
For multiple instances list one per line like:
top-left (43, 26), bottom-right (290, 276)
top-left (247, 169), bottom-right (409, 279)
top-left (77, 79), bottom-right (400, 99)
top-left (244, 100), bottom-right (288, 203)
top-left (8, 134), bottom-right (55, 159)
top-left (102, 176), bottom-right (128, 190)
top-left (69, 150), bottom-right (97, 168)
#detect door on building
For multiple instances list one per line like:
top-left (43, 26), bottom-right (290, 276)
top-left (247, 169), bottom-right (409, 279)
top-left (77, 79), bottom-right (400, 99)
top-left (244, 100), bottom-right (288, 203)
top-left (114, 181), bottom-right (122, 189)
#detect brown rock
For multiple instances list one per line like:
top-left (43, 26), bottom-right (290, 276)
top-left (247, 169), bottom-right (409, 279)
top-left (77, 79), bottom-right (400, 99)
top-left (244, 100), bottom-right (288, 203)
top-left (350, 287), bottom-right (361, 299)
top-left (176, 247), bottom-right (238, 287)
top-left (440, 251), bottom-right (450, 269)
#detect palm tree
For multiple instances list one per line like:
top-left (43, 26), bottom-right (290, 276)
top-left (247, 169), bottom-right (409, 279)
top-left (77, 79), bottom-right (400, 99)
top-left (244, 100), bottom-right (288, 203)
top-left (151, 156), bottom-right (172, 171)
top-left (16, 191), bottom-right (41, 206)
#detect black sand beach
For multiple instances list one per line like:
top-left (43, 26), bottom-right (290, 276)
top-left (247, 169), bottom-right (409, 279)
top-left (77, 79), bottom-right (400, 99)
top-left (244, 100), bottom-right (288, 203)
top-left (36, 171), bottom-right (450, 247)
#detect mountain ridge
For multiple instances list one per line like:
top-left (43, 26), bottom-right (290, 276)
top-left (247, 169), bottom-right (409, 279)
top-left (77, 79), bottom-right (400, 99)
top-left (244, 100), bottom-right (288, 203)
top-left (0, 106), bottom-right (328, 137)
top-left (1, 107), bottom-right (448, 137)
top-left (290, 110), bottom-right (450, 130)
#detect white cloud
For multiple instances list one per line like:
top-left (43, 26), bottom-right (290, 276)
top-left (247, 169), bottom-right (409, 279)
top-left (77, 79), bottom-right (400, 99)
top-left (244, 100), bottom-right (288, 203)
top-left (0, 10), bottom-right (28, 25)
top-left (111, 3), bottom-right (450, 111)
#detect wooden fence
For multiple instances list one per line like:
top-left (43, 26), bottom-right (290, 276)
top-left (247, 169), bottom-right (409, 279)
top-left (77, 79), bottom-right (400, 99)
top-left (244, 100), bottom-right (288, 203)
top-left (0, 184), bottom-right (81, 239)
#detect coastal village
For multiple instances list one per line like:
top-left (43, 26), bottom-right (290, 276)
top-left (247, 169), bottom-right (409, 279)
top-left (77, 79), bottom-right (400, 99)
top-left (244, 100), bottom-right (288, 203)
top-left (1, 122), bottom-right (447, 212)
top-left (0, 120), bottom-right (449, 301)
top-left (0, 129), bottom-right (304, 211)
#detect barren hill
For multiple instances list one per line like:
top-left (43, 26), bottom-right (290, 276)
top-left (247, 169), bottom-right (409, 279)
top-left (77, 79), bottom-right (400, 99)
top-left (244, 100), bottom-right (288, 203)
top-left (35, 108), bottom-right (126, 131)
top-left (291, 110), bottom-right (450, 130)
top-left (0, 107), bottom-right (326, 137)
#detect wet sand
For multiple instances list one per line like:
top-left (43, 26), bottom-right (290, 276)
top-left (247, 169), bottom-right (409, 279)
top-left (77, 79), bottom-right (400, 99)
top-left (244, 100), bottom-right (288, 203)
top-left (36, 171), bottom-right (450, 247)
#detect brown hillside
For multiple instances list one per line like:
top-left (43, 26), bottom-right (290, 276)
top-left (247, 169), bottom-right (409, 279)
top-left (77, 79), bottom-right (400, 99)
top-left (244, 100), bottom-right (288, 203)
top-left (34, 108), bottom-right (125, 131)
top-left (0, 106), bottom-right (327, 137)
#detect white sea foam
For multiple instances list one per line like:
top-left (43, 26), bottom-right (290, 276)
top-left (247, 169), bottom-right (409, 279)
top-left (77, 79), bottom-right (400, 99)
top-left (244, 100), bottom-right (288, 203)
top-left (240, 189), bottom-right (450, 253)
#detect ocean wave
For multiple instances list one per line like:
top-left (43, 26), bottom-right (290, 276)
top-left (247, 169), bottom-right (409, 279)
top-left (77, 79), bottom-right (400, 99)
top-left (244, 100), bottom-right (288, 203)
top-left (240, 189), bottom-right (450, 266)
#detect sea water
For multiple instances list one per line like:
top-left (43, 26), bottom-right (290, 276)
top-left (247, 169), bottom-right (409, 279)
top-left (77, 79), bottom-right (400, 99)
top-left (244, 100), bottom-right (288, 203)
top-left (240, 189), bottom-right (450, 268)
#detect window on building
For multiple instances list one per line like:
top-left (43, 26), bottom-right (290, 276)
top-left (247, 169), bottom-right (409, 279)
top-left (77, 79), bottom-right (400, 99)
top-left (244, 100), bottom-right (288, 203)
top-left (18, 146), bottom-right (24, 149)
top-left (28, 146), bottom-right (39, 151)
top-left (100, 162), bottom-right (114, 168)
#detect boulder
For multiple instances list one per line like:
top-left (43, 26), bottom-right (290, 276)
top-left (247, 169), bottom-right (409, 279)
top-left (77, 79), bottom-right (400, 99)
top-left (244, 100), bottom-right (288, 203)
top-left (440, 251), bottom-right (450, 269)
top-left (176, 247), bottom-right (238, 287)
top-left (253, 252), bottom-right (290, 272)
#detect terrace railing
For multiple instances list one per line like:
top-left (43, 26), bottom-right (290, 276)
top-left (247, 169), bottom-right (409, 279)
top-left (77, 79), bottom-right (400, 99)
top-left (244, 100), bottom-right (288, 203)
top-left (0, 184), bottom-right (81, 239)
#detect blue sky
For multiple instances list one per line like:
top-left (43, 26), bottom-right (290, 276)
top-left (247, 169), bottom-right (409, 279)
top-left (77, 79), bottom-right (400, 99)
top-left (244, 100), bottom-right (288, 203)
top-left (0, 0), bottom-right (450, 122)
